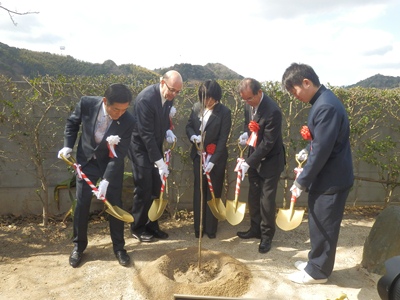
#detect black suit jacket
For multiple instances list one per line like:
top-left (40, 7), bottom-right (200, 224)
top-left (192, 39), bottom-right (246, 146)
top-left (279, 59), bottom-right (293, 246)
top-left (64, 96), bottom-right (135, 181)
top-left (128, 83), bottom-right (172, 168)
top-left (244, 93), bottom-right (285, 177)
top-left (186, 102), bottom-right (231, 163)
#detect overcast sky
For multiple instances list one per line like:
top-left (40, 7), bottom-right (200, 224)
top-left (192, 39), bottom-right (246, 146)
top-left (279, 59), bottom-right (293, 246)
top-left (1, 0), bottom-right (399, 86)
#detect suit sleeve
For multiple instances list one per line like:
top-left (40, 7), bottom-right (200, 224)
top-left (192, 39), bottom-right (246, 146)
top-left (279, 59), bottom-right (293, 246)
top-left (295, 104), bottom-right (340, 190)
top-left (209, 107), bottom-right (231, 164)
top-left (63, 98), bottom-right (83, 148)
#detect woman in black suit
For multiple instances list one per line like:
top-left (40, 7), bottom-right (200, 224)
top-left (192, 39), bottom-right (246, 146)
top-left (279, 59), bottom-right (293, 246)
top-left (186, 80), bottom-right (231, 238)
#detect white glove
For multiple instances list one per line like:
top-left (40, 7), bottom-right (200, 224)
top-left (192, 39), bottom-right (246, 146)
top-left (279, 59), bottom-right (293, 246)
top-left (190, 135), bottom-right (201, 143)
top-left (238, 132), bottom-right (248, 146)
top-left (240, 161), bottom-right (250, 181)
top-left (57, 147), bottom-right (72, 159)
top-left (169, 106), bottom-right (176, 118)
top-left (296, 149), bottom-right (308, 161)
top-left (166, 129), bottom-right (177, 144)
top-left (290, 184), bottom-right (303, 198)
top-left (204, 162), bottom-right (214, 173)
top-left (94, 179), bottom-right (109, 199)
top-left (155, 158), bottom-right (169, 181)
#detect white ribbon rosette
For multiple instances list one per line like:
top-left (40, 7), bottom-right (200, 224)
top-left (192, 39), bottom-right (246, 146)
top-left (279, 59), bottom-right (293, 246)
top-left (106, 135), bottom-right (121, 158)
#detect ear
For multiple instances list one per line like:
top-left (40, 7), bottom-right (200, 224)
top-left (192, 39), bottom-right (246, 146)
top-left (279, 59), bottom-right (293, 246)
top-left (302, 78), bottom-right (312, 89)
top-left (102, 97), bottom-right (108, 105)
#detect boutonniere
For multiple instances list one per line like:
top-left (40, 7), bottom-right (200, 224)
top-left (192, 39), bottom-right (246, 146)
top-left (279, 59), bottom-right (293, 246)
top-left (247, 120), bottom-right (260, 147)
top-left (300, 125), bottom-right (312, 141)
top-left (106, 135), bottom-right (121, 158)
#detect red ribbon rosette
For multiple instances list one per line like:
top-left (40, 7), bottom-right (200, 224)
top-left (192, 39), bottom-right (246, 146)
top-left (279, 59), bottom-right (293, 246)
top-left (246, 120), bottom-right (260, 147)
top-left (206, 143), bottom-right (216, 155)
top-left (300, 125), bottom-right (312, 141)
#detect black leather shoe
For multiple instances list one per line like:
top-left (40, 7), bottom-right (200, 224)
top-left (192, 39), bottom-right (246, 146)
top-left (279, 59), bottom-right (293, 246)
top-left (131, 229), bottom-right (154, 242)
top-left (147, 228), bottom-right (169, 239)
top-left (237, 229), bottom-right (261, 239)
top-left (259, 238), bottom-right (272, 254)
top-left (115, 250), bottom-right (130, 267)
top-left (69, 250), bottom-right (82, 268)
top-left (207, 233), bottom-right (216, 239)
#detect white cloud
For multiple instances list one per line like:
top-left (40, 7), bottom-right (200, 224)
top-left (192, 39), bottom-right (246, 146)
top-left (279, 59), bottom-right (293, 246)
top-left (0, 0), bottom-right (399, 86)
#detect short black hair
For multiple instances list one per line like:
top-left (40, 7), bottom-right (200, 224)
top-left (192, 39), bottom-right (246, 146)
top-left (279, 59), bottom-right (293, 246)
top-left (281, 63), bottom-right (320, 91)
top-left (104, 84), bottom-right (133, 105)
top-left (198, 80), bottom-right (222, 102)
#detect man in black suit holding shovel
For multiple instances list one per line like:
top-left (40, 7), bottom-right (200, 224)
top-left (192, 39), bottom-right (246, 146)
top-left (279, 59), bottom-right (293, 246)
top-left (236, 78), bottom-right (285, 254)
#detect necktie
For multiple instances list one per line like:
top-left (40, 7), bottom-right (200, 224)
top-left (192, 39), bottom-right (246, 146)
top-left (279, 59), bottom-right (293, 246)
top-left (95, 115), bottom-right (111, 144)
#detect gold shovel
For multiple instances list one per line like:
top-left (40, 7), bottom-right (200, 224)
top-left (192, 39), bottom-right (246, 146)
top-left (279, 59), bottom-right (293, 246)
top-left (60, 154), bottom-right (134, 223)
top-left (148, 142), bottom-right (175, 221)
top-left (276, 154), bottom-right (306, 231)
top-left (226, 143), bottom-right (248, 226)
top-left (148, 174), bottom-right (168, 221)
top-left (205, 171), bottom-right (226, 221)
top-left (193, 142), bottom-right (226, 221)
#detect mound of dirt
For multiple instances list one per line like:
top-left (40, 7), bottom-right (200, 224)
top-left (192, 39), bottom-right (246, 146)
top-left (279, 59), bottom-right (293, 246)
top-left (133, 246), bottom-right (251, 299)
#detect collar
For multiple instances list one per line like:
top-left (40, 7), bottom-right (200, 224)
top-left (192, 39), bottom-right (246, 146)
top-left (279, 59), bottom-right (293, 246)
top-left (159, 85), bottom-right (167, 106)
top-left (310, 85), bottom-right (326, 105)
top-left (252, 92), bottom-right (264, 113)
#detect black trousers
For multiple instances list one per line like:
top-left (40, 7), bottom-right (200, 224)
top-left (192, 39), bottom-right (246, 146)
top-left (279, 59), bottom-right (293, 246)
top-left (247, 167), bottom-right (280, 240)
top-left (305, 188), bottom-right (350, 279)
top-left (73, 159), bottom-right (125, 253)
top-left (130, 162), bottom-right (162, 233)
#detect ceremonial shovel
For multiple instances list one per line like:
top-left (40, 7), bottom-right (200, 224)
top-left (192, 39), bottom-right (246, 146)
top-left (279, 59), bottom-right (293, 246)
top-left (276, 154), bottom-right (306, 231)
top-left (226, 143), bottom-right (247, 225)
top-left (60, 154), bottom-right (134, 223)
top-left (148, 143), bottom-right (175, 221)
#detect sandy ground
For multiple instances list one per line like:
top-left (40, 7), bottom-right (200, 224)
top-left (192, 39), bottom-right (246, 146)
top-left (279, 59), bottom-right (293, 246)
top-left (0, 208), bottom-right (382, 300)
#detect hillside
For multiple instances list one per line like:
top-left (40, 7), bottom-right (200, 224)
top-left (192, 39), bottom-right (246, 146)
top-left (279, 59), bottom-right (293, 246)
top-left (0, 42), bottom-right (243, 82)
top-left (347, 74), bottom-right (400, 89)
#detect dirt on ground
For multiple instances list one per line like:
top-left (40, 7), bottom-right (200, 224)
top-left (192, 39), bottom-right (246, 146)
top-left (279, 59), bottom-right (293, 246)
top-left (0, 206), bottom-right (384, 300)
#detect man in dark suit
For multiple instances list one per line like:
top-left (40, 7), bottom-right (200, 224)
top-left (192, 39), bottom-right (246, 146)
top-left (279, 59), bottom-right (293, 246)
top-left (282, 63), bottom-right (354, 284)
top-left (57, 83), bottom-right (135, 268)
top-left (236, 78), bottom-right (285, 254)
top-left (128, 70), bottom-right (183, 242)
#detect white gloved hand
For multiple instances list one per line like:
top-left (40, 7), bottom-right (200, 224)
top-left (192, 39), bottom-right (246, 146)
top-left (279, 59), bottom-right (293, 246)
top-left (94, 179), bottom-right (109, 200)
top-left (155, 158), bottom-right (169, 181)
top-left (204, 162), bottom-right (214, 173)
top-left (240, 161), bottom-right (250, 181)
top-left (290, 184), bottom-right (303, 198)
top-left (190, 135), bottom-right (201, 143)
top-left (296, 149), bottom-right (308, 161)
top-left (166, 129), bottom-right (177, 144)
top-left (57, 147), bottom-right (72, 159)
top-left (169, 106), bottom-right (176, 118)
top-left (238, 132), bottom-right (248, 146)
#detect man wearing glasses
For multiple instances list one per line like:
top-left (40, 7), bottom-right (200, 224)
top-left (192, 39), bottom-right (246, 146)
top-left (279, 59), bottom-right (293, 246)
top-left (127, 70), bottom-right (183, 242)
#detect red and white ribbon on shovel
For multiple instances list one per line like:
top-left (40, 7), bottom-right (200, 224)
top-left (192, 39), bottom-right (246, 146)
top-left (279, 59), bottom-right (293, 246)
top-left (71, 162), bottom-right (105, 200)
top-left (246, 120), bottom-right (259, 147)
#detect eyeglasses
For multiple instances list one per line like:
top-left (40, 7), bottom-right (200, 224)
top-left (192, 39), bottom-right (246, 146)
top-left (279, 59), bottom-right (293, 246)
top-left (243, 95), bottom-right (256, 102)
top-left (164, 81), bottom-right (181, 95)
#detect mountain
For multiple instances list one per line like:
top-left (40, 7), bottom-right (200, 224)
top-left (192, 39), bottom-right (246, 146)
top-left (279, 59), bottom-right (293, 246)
top-left (154, 63), bottom-right (244, 81)
top-left (347, 74), bottom-right (400, 89)
top-left (0, 42), bottom-right (243, 82)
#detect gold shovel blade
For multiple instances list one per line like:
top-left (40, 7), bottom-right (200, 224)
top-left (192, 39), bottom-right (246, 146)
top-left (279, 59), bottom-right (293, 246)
top-left (148, 197), bottom-right (168, 222)
top-left (276, 207), bottom-right (304, 231)
top-left (226, 199), bottom-right (246, 226)
top-left (104, 201), bottom-right (134, 223)
top-left (207, 198), bottom-right (226, 221)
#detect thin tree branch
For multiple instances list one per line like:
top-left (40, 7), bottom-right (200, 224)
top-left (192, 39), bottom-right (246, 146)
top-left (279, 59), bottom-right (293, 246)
top-left (0, 5), bottom-right (39, 26)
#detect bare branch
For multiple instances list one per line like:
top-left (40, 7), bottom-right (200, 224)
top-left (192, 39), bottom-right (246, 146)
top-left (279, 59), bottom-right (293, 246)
top-left (0, 5), bottom-right (39, 26)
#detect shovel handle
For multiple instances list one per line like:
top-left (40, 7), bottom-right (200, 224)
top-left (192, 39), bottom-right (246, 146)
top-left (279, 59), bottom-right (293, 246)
top-left (60, 154), bottom-right (107, 204)
top-left (235, 169), bottom-right (242, 197)
top-left (205, 172), bottom-right (214, 194)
